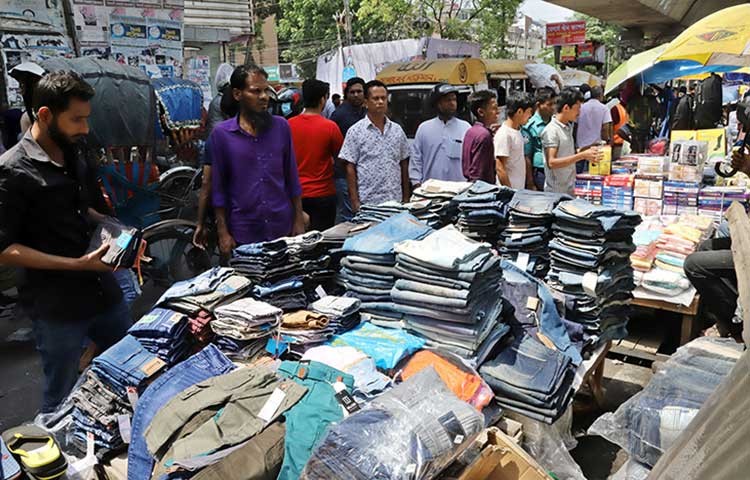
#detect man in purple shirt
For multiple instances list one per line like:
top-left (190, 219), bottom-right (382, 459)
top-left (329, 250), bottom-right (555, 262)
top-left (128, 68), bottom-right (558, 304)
top-left (462, 90), bottom-right (500, 183)
top-left (210, 65), bottom-right (305, 256)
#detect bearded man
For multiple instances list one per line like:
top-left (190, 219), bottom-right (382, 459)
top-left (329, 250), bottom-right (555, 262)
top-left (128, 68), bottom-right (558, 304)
top-left (209, 64), bottom-right (305, 257)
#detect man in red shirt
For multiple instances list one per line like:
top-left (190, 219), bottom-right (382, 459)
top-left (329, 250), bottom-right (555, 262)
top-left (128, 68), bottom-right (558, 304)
top-left (289, 79), bottom-right (344, 230)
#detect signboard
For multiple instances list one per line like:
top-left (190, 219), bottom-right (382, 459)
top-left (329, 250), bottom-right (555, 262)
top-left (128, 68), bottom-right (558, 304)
top-left (265, 65), bottom-right (280, 82)
top-left (560, 46), bottom-right (576, 63)
top-left (546, 21), bottom-right (586, 46)
top-left (577, 42), bottom-right (594, 62)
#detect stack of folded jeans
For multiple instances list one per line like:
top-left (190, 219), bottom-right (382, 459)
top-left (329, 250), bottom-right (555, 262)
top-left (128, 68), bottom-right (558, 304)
top-left (301, 367), bottom-right (484, 480)
top-left (352, 200), bottom-right (441, 227)
top-left (337, 212), bottom-right (432, 321)
top-left (453, 181), bottom-right (514, 244)
top-left (129, 308), bottom-right (192, 365)
top-left (499, 190), bottom-right (571, 278)
top-left (278, 310), bottom-right (335, 349)
top-left (211, 298), bottom-right (282, 340)
top-left (499, 259), bottom-right (583, 364)
top-left (390, 225), bottom-right (511, 363)
top-left (230, 232), bottom-right (334, 286)
top-left (480, 334), bottom-right (575, 424)
top-left (157, 267), bottom-right (252, 315)
top-left (70, 335), bottom-right (166, 453)
top-left (411, 179), bottom-right (472, 225)
top-left (188, 310), bottom-right (214, 344)
top-left (70, 371), bottom-right (132, 452)
top-left (252, 276), bottom-right (308, 312)
top-left (213, 335), bottom-right (268, 361)
top-left (309, 296), bottom-right (361, 333)
top-left (548, 198), bottom-right (641, 349)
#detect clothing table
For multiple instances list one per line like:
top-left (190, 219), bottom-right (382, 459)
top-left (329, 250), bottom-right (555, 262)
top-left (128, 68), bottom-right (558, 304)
top-left (631, 295), bottom-right (701, 346)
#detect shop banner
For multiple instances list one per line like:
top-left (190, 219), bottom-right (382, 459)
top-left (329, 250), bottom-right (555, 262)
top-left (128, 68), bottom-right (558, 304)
top-left (577, 42), bottom-right (595, 63)
top-left (546, 21), bottom-right (586, 46)
top-left (265, 65), bottom-right (280, 82)
top-left (560, 46), bottom-right (576, 63)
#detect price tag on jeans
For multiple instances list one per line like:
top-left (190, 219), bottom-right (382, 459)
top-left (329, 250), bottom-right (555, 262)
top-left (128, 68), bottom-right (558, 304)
top-left (333, 381), bottom-right (360, 416)
top-left (515, 252), bottom-right (530, 272)
top-left (315, 285), bottom-right (328, 299)
top-left (511, 233), bottom-right (522, 240)
top-left (258, 388), bottom-right (286, 423)
top-left (117, 414), bottom-right (132, 444)
top-left (582, 271), bottom-right (598, 297)
top-left (126, 386), bottom-right (139, 409)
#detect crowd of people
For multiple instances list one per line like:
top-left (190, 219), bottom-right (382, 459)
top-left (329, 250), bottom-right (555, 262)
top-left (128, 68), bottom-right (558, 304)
top-left (0, 60), bottom-right (746, 416)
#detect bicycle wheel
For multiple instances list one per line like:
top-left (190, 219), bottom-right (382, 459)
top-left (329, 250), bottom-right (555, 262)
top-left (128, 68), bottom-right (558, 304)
top-left (157, 167), bottom-right (198, 220)
top-left (141, 220), bottom-right (218, 288)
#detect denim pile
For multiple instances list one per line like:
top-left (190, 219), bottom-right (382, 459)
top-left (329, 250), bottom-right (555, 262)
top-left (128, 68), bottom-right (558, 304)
top-left (252, 276), bottom-right (308, 312)
top-left (352, 200), bottom-right (441, 228)
top-left (391, 225), bottom-right (511, 363)
top-left (480, 334), bottom-right (575, 424)
top-left (548, 198), bottom-right (641, 349)
top-left (213, 335), bottom-right (268, 361)
top-left (499, 190), bottom-right (571, 278)
top-left (70, 335), bottom-right (165, 452)
top-left (157, 267), bottom-right (252, 315)
top-left (85, 217), bottom-right (144, 269)
top-left (337, 213), bottom-right (432, 322)
top-left (278, 310), bottom-right (335, 348)
top-left (453, 181), bottom-right (514, 244)
top-left (410, 179), bottom-right (472, 225)
top-left (211, 298), bottom-right (282, 340)
top-left (230, 232), bottom-right (334, 286)
top-left (129, 308), bottom-right (191, 365)
top-left (309, 295), bottom-right (361, 333)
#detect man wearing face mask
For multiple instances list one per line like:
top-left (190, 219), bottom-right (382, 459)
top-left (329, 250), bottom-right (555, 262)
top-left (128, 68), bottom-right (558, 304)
top-left (0, 71), bottom-right (129, 413)
top-left (409, 83), bottom-right (471, 187)
top-left (209, 64), bottom-right (305, 257)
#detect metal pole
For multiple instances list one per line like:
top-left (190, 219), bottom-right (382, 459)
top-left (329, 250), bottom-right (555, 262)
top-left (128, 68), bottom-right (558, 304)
top-left (343, 0), bottom-right (353, 46)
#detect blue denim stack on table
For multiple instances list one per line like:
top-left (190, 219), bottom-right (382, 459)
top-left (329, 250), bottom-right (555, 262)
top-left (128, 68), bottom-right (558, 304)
top-left (129, 307), bottom-right (192, 365)
top-left (309, 295), bottom-right (361, 334)
top-left (453, 181), bottom-right (514, 245)
top-left (480, 334), bottom-right (575, 424)
top-left (499, 190), bottom-right (571, 278)
top-left (230, 231), bottom-right (335, 287)
top-left (252, 276), bottom-right (308, 312)
top-left (390, 226), bottom-right (511, 364)
top-left (337, 213), bottom-right (433, 324)
top-left (352, 200), bottom-right (442, 228)
top-left (70, 335), bottom-right (165, 453)
top-left (213, 335), bottom-right (268, 361)
top-left (547, 199), bottom-right (642, 350)
top-left (156, 267), bottom-right (252, 315)
top-left (410, 179), bottom-right (473, 226)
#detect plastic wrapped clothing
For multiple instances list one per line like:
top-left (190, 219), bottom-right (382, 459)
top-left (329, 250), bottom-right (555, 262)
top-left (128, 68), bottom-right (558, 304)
top-left (300, 367), bottom-right (484, 480)
top-left (329, 322), bottom-right (425, 370)
top-left (588, 337), bottom-right (743, 468)
top-left (648, 346), bottom-right (750, 480)
top-left (40, 57), bottom-right (156, 148)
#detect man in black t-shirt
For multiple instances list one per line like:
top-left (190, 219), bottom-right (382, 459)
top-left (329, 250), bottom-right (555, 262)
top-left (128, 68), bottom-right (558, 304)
top-left (0, 71), bottom-right (129, 413)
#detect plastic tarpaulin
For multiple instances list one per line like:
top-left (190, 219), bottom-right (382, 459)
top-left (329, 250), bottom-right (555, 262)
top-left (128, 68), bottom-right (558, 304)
top-left (40, 57), bottom-right (156, 148)
top-left (648, 347), bottom-right (750, 480)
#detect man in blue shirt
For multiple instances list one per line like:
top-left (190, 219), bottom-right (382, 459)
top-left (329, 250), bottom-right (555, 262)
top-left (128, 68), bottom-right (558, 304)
top-left (521, 87), bottom-right (557, 190)
top-left (410, 83), bottom-right (471, 187)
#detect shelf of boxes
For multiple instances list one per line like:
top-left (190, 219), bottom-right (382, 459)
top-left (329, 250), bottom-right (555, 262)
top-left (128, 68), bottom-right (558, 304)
top-left (633, 175), bottom-right (666, 217)
top-left (602, 174), bottom-right (634, 210)
top-left (662, 181), bottom-right (700, 215)
top-left (575, 174), bottom-right (604, 205)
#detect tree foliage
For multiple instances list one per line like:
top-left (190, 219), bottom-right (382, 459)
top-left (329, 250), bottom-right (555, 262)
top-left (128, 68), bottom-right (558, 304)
top-left (274, 0), bottom-right (525, 76)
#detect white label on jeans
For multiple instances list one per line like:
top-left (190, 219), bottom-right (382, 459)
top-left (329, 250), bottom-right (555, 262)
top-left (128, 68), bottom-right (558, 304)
top-left (511, 233), bottom-right (522, 240)
top-left (118, 414), bottom-right (132, 444)
top-left (127, 386), bottom-right (139, 409)
top-left (582, 271), bottom-right (598, 297)
top-left (258, 388), bottom-right (286, 423)
top-left (315, 285), bottom-right (328, 299)
top-left (515, 252), bottom-right (530, 272)
top-left (405, 464), bottom-right (417, 475)
top-left (86, 431), bottom-right (95, 458)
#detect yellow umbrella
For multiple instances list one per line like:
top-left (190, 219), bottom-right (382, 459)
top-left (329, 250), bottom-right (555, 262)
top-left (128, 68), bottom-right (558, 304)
top-left (657, 4), bottom-right (750, 66)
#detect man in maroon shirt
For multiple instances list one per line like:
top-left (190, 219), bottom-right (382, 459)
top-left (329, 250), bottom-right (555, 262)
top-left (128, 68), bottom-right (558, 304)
top-left (462, 90), bottom-right (500, 183)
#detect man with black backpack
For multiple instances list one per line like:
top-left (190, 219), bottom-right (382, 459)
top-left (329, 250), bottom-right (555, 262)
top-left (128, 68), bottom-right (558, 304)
top-left (694, 73), bottom-right (723, 129)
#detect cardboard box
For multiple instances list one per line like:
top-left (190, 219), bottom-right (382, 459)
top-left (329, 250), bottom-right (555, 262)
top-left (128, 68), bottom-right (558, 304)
top-left (588, 145), bottom-right (611, 175)
top-left (456, 428), bottom-right (552, 480)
